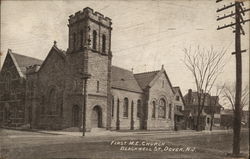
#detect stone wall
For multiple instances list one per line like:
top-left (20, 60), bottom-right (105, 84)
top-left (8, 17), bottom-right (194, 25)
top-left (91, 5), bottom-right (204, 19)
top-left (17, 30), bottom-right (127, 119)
top-left (35, 48), bottom-right (66, 130)
top-left (0, 53), bottom-right (26, 126)
top-left (146, 72), bottom-right (175, 130)
top-left (111, 88), bottom-right (143, 130)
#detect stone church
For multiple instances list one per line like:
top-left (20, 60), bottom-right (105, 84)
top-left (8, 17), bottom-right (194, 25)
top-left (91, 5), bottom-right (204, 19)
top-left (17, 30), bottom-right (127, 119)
top-left (0, 7), bottom-right (183, 131)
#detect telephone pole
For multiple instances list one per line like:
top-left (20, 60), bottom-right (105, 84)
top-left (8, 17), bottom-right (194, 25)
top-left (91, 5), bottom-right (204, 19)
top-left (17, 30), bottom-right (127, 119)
top-left (216, 0), bottom-right (250, 156)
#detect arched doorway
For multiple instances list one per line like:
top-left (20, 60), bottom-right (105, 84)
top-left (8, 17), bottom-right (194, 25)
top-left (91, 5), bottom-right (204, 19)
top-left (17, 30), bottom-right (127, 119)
top-left (72, 105), bottom-right (80, 127)
top-left (91, 106), bottom-right (102, 128)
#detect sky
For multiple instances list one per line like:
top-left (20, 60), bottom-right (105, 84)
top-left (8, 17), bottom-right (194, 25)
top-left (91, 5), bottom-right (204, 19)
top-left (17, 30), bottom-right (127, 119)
top-left (0, 0), bottom-right (249, 109)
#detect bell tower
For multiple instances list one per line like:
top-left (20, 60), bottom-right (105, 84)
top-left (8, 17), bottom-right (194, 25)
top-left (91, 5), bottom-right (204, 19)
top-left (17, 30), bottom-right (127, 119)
top-left (66, 7), bottom-right (113, 131)
top-left (67, 7), bottom-right (112, 54)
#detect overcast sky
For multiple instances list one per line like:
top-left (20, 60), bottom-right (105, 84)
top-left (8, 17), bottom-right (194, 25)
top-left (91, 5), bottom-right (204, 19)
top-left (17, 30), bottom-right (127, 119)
top-left (0, 0), bottom-right (249, 108)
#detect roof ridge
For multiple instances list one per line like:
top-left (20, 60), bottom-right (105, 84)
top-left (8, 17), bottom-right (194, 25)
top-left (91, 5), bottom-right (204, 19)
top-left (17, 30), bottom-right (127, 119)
top-left (11, 52), bottom-right (44, 62)
top-left (134, 70), bottom-right (160, 75)
top-left (112, 65), bottom-right (132, 72)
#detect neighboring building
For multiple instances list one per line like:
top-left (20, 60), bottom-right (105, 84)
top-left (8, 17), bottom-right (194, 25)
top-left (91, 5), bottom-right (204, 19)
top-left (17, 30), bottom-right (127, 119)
top-left (0, 7), bottom-right (178, 131)
top-left (183, 89), bottom-right (222, 130)
top-left (172, 87), bottom-right (185, 130)
top-left (221, 109), bottom-right (249, 129)
top-left (220, 109), bottom-right (234, 129)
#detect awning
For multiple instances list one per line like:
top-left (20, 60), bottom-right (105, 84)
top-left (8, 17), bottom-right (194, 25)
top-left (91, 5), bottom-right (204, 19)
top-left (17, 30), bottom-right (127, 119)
top-left (174, 110), bottom-right (184, 116)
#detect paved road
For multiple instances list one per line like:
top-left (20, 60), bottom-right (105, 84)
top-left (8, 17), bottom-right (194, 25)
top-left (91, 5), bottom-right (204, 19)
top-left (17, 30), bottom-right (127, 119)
top-left (0, 128), bottom-right (249, 159)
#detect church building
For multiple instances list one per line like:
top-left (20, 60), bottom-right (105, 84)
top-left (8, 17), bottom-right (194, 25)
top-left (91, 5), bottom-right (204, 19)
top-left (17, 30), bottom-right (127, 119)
top-left (0, 7), bottom-right (179, 131)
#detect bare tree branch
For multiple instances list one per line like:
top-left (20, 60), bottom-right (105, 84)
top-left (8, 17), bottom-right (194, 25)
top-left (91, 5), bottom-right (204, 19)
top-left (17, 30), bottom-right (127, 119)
top-left (222, 83), bottom-right (249, 111)
top-left (183, 45), bottom-right (226, 131)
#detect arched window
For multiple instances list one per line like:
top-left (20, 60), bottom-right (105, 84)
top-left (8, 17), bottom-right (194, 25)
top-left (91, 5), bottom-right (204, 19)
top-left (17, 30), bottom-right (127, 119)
top-left (158, 98), bottom-right (166, 118)
top-left (111, 96), bottom-right (114, 118)
top-left (93, 30), bottom-right (97, 50)
top-left (131, 100), bottom-right (134, 118)
top-left (5, 72), bottom-right (11, 92)
top-left (73, 33), bottom-right (76, 50)
top-left (102, 34), bottom-right (106, 53)
top-left (48, 88), bottom-right (56, 115)
top-left (96, 81), bottom-right (100, 93)
top-left (137, 99), bottom-right (142, 118)
top-left (123, 98), bottom-right (129, 117)
top-left (152, 101), bottom-right (156, 118)
top-left (80, 30), bottom-right (83, 49)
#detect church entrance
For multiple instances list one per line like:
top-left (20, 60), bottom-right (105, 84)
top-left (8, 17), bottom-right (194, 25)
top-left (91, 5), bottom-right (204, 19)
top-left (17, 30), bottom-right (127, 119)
top-left (91, 106), bottom-right (102, 128)
top-left (72, 105), bottom-right (80, 127)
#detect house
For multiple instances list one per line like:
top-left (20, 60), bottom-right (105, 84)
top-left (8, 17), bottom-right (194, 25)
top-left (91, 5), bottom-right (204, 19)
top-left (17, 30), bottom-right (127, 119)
top-left (172, 87), bottom-right (185, 130)
top-left (0, 7), bottom-right (181, 131)
top-left (183, 89), bottom-right (222, 130)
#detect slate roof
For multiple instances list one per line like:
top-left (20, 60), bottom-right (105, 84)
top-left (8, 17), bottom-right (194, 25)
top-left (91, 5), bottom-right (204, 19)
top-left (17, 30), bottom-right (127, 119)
top-left (111, 66), bottom-right (143, 93)
top-left (9, 51), bottom-right (43, 77)
top-left (134, 70), bottom-right (160, 90)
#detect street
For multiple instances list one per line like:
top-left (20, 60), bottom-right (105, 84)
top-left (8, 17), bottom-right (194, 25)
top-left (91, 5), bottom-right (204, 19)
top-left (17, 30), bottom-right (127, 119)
top-left (0, 128), bottom-right (249, 159)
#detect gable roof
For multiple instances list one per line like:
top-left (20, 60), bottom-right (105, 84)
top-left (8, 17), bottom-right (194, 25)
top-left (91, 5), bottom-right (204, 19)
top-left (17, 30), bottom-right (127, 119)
top-left (111, 66), bottom-right (143, 93)
top-left (173, 86), bottom-right (186, 105)
top-left (8, 49), bottom-right (43, 78)
top-left (38, 45), bottom-right (66, 73)
top-left (134, 70), bottom-right (160, 90)
top-left (134, 67), bottom-right (175, 94)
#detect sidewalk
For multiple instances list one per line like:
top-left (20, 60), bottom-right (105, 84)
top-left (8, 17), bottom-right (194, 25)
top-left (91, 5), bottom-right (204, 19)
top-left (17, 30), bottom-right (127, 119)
top-left (2, 126), bottom-right (248, 137)
top-left (30, 128), bottom-right (248, 137)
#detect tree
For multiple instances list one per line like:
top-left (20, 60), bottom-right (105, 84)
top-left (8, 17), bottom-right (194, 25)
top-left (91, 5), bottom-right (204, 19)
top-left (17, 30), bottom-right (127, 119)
top-left (222, 83), bottom-right (249, 111)
top-left (184, 46), bottom-right (226, 131)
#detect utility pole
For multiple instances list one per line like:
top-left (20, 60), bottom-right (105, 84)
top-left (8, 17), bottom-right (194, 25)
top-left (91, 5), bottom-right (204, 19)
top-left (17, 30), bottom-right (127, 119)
top-left (81, 33), bottom-right (92, 136)
top-left (82, 73), bottom-right (91, 136)
top-left (0, 52), bottom-right (2, 71)
top-left (216, 0), bottom-right (250, 156)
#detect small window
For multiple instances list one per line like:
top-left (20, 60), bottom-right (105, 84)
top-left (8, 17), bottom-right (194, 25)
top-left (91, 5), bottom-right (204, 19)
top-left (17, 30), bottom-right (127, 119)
top-left (111, 96), bottom-right (114, 118)
top-left (48, 88), bottom-right (56, 115)
top-left (137, 100), bottom-right (142, 118)
top-left (162, 80), bottom-right (164, 88)
top-left (97, 81), bottom-right (99, 93)
top-left (176, 105), bottom-right (182, 112)
top-left (169, 104), bottom-right (172, 119)
top-left (93, 30), bottom-right (97, 50)
top-left (123, 98), bottom-right (128, 117)
top-left (80, 30), bottom-right (83, 49)
top-left (176, 96), bottom-right (180, 101)
top-left (152, 101), bottom-right (156, 118)
top-left (102, 35), bottom-right (106, 53)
